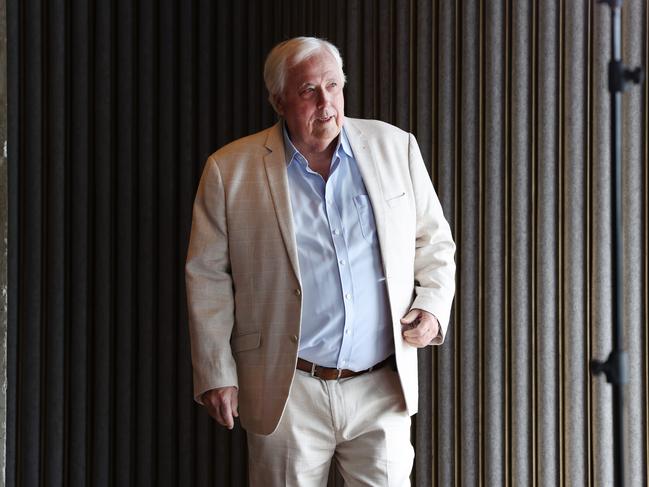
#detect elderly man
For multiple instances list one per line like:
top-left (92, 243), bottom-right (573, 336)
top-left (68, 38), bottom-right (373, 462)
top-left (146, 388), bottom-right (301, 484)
top-left (186, 37), bottom-right (455, 486)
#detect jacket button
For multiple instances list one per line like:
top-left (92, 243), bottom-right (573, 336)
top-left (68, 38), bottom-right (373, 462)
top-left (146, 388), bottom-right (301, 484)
top-left (294, 289), bottom-right (301, 297)
top-left (290, 335), bottom-right (298, 343)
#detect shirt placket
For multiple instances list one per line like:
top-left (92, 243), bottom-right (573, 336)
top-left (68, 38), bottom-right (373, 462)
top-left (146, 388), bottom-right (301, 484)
top-left (324, 157), bottom-right (355, 370)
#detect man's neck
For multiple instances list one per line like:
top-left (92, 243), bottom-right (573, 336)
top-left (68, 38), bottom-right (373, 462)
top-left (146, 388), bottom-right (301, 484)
top-left (290, 136), bottom-right (340, 181)
top-left (301, 140), bottom-right (336, 166)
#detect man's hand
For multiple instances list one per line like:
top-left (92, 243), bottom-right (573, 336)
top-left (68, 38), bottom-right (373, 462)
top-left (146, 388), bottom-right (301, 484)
top-left (400, 309), bottom-right (440, 348)
top-left (202, 386), bottom-right (239, 429)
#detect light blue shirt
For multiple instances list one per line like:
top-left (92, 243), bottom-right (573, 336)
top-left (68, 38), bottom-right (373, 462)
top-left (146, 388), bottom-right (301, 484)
top-left (284, 125), bottom-right (394, 371)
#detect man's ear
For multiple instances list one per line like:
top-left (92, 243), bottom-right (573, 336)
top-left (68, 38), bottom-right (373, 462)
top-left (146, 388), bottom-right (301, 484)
top-left (274, 95), bottom-right (285, 117)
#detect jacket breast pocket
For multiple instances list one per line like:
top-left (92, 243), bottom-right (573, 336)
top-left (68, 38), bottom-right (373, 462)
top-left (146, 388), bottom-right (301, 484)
top-left (353, 194), bottom-right (377, 243)
top-left (231, 332), bottom-right (262, 353)
top-left (386, 191), bottom-right (407, 208)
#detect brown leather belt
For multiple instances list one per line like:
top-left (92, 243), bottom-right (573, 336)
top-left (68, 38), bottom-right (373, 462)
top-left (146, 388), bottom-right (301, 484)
top-left (296, 355), bottom-right (394, 380)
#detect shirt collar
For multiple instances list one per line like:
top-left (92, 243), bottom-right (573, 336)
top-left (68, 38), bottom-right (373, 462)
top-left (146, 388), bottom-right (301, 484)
top-left (282, 123), bottom-right (352, 168)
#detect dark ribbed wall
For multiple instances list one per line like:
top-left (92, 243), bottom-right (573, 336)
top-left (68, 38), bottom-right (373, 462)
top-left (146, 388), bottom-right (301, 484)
top-left (6, 0), bottom-right (648, 486)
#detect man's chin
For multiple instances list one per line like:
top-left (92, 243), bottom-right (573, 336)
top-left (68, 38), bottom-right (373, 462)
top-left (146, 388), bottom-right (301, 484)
top-left (305, 135), bottom-right (338, 154)
top-left (313, 123), bottom-right (341, 139)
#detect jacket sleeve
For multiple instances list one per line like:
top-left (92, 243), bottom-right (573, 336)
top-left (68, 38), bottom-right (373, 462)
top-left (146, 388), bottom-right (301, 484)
top-left (407, 133), bottom-right (456, 344)
top-left (185, 156), bottom-right (238, 403)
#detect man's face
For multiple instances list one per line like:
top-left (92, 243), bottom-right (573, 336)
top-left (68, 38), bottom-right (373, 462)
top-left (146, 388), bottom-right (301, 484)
top-left (276, 50), bottom-right (345, 155)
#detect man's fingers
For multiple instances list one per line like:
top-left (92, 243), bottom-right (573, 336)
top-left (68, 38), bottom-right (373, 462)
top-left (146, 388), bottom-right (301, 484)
top-left (213, 409), bottom-right (225, 426)
top-left (220, 402), bottom-right (234, 429)
top-left (400, 309), bottom-right (421, 325)
top-left (404, 331), bottom-right (431, 345)
top-left (202, 386), bottom-right (239, 428)
top-left (401, 309), bottom-right (440, 348)
top-left (403, 331), bottom-right (432, 348)
top-left (204, 397), bottom-right (225, 425)
top-left (207, 400), bottom-right (231, 429)
top-left (402, 310), bottom-right (439, 336)
top-left (403, 325), bottom-right (430, 337)
top-left (231, 392), bottom-right (239, 418)
top-left (205, 400), bottom-right (224, 425)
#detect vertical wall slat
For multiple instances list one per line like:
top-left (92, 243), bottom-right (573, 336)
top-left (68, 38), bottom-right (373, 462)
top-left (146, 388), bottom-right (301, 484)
top-left (6, 0), bottom-right (20, 482)
top-left (504, 0), bottom-right (513, 484)
top-left (394, 0), bottom-right (409, 130)
top-left (536, 1), bottom-right (560, 485)
top-left (531, 0), bottom-right (538, 483)
top-left (17, 0), bottom-right (45, 484)
top-left (586, 1), bottom-right (594, 485)
top-left (44, 0), bottom-right (67, 483)
top-left (135, 1), bottom-right (157, 485)
top-left (558, 2), bottom-right (566, 481)
top-left (477, 0), bottom-right (485, 483)
top-left (379, 0), bottom-right (394, 121)
top-left (622, 1), bottom-right (646, 485)
top-left (360, 0), bottom-right (374, 118)
top-left (114, 0), bottom-right (137, 485)
top-left (91, 0), bottom-right (116, 484)
top-left (644, 1), bottom-right (649, 481)
top-left (177, 1), bottom-right (197, 486)
top-left (156, 0), bottom-right (179, 485)
top-left (563, 2), bottom-right (589, 486)
top-left (459, 0), bottom-right (479, 484)
top-left (510, 0), bottom-right (533, 483)
top-left (483, 0), bottom-right (506, 485)
top-left (591, 2), bottom-right (615, 486)
top-left (67, 0), bottom-right (91, 484)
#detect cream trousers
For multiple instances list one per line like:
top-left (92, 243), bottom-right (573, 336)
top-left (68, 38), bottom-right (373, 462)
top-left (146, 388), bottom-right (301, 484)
top-left (247, 365), bottom-right (414, 487)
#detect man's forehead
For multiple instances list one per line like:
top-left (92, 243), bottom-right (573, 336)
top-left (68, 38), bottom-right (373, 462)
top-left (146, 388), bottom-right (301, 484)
top-left (294, 71), bottom-right (340, 85)
top-left (288, 54), bottom-right (341, 81)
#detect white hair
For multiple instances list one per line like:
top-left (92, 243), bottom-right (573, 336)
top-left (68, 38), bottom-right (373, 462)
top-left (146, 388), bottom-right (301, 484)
top-left (263, 37), bottom-right (346, 114)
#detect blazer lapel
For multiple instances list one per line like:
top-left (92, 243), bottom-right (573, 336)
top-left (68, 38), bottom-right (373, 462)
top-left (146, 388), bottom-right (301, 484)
top-left (344, 119), bottom-right (391, 278)
top-left (263, 123), bottom-right (301, 282)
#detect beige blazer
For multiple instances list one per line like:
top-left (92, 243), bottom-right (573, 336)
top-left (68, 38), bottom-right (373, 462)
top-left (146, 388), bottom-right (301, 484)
top-left (186, 118), bottom-right (456, 435)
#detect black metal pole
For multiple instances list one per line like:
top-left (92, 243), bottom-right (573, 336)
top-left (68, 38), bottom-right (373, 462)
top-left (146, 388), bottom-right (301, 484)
top-left (609, 6), bottom-right (625, 486)
top-left (591, 1), bottom-right (643, 486)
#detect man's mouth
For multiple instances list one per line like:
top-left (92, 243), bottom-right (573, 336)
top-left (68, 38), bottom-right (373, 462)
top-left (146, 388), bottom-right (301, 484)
top-left (315, 115), bottom-right (334, 123)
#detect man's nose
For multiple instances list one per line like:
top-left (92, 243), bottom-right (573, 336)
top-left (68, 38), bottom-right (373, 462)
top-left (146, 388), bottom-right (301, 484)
top-left (316, 88), bottom-right (330, 108)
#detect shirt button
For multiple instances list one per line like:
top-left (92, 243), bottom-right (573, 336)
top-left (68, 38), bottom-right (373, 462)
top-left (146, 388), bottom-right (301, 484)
top-left (333, 229), bottom-right (340, 235)
top-left (339, 259), bottom-right (345, 266)
top-left (294, 289), bottom-right (301, 297)
top-left (290, 335), bottom-right (298, 343)
top-left (345, 329), bottom-right (350, 335)
top-left (345, 293), bottom-right (352, 300)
